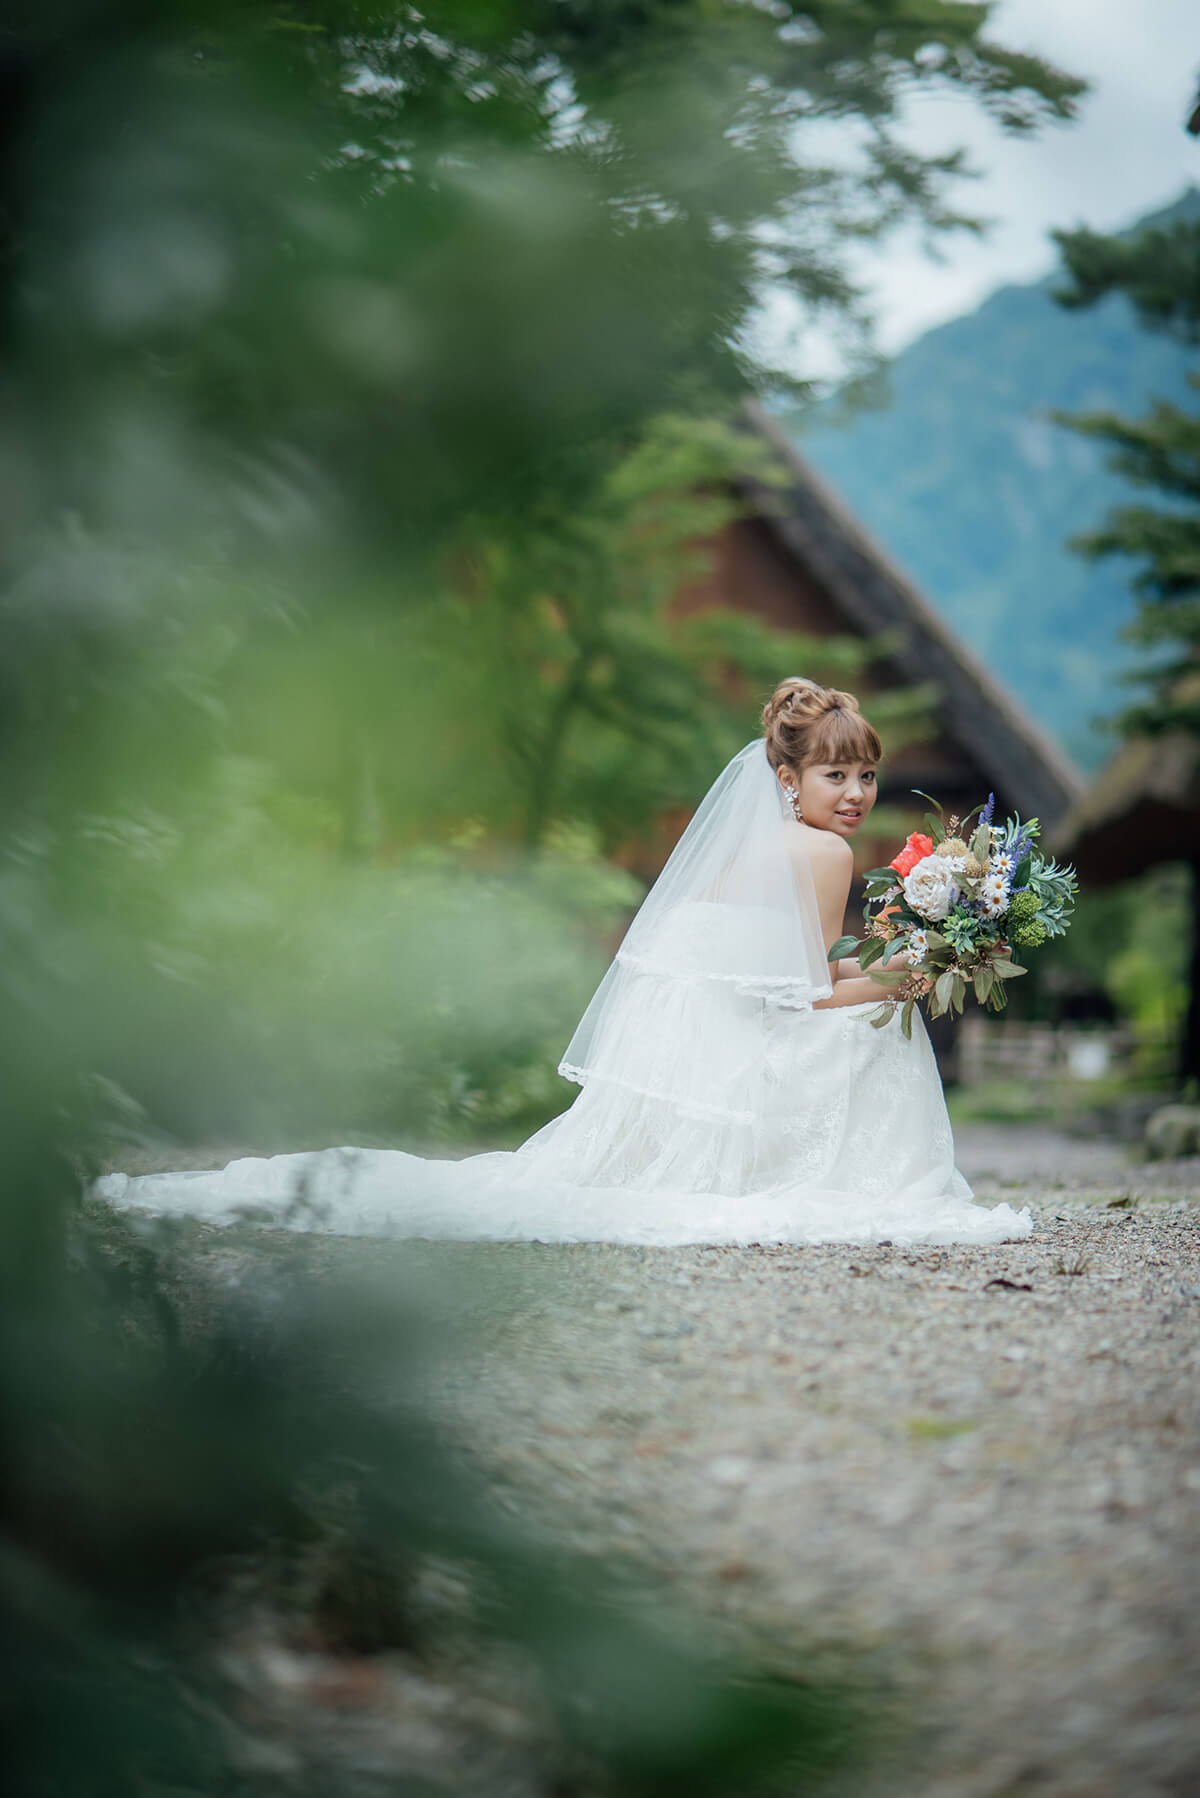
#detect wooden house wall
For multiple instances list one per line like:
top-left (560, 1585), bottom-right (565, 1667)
top-left (674, 512), bottom-right (1029, 880)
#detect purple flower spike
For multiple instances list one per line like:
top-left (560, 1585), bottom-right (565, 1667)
top-left (1010, 828), bottom-right (1033, 867)
top-left (981, 792), bottom-right (995, 828)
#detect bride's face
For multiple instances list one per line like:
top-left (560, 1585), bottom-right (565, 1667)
top-left (788, 760), bottom-right (878, 837)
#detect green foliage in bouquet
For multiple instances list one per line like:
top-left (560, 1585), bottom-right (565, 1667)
top-left (1022, 857), bottom-right (1079, 940)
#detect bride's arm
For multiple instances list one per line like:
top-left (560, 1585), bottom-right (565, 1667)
top-left (836, 945), bottom-right (909, 980)
top-left (800, 833), bottom-right (905, 1010)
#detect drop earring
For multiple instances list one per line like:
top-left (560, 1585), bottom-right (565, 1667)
top-left (785, 784), bottom-right (804, 822)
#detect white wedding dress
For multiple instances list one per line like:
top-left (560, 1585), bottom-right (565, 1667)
top-left (94, 744), bottom-right (1032, 1247)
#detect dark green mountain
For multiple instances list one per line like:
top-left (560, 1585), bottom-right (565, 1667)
top-left (776, 186), bottom-right (1200, 773)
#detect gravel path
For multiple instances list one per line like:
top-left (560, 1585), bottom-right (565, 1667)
top-left (955, 1122), bottom-right (1200, 1200)
top-left (107, 1123), bottom-right (1200, 1793)
top-left (412, 1128), bottom-right (1200, 1798)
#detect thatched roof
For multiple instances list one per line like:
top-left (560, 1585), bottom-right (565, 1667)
top-left (1052, 731), bottom-right (1200, 881)
top-left (734, 399), bottom-right (1086, 831)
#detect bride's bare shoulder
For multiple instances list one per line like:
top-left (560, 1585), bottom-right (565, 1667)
top-left (789, 821), bottom-right (852, 867)
top-left (788, 821), bottom-right (852, 898)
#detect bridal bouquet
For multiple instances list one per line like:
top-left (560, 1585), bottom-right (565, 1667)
top-left (829, 791), bottom-right (1078, 1039)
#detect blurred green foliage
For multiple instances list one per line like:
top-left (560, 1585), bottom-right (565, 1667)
top-left (0, 2), bottom-right (1086, 1788)
top-left (1, 0), bottom-right (1082, 1152)
top-left (1098, 865), bottom-right (1191, 1049)
top-left (965, 863), bottom-right (1190, 1083)
top-left (1, 1203), bottom-right (875, 1796)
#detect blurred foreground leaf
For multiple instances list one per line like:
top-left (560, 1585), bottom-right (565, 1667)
top-left (0, 1202), bottom-right (873, 1795)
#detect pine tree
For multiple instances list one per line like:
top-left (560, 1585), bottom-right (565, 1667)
top-left (1049, 202), bottom-right (1200, 1079)
top-left (1049, 208), bottom-right (1200, 735)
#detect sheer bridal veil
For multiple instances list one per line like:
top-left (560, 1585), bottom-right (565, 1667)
top-left (557, 738), bottom-right (833, 1123)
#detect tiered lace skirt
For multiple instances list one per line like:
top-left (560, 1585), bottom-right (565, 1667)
top-left (95, 975), bottom-right (1032, 1246)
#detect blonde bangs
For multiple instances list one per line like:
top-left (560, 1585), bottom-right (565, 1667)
top-left (804, 706), bottom-right (882, 769)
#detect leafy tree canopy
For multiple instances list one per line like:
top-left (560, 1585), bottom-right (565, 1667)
top-left (0, 1), bottom-right (1089, 1148)
top-left (3, 0), bottom-right (1087, 553)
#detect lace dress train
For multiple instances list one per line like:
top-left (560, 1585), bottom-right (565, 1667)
top-left (95, 965), bottom-right (1032, 1247)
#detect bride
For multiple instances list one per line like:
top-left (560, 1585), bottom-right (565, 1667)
top-left (95, 678), bottom-right (1032, 1246)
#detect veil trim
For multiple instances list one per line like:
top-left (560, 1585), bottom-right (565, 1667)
top-left (614, 947), bottom-right (827, 1001)
top-left (558, 739), bottom-right (835, 1104)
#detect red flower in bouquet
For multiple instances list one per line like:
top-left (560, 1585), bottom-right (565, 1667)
top-left (889, 832), bottom-right (934, 879)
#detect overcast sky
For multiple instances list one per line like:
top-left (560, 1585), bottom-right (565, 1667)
top-left (760, 0), bottom-right (1200, 382)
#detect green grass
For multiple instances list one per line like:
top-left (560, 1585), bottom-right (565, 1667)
top-left (947, 1081), bottom-right (1056, 1125)
top-left (947, 1069), bottom-right (1176, 1130)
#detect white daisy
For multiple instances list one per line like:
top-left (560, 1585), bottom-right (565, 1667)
top-left (979, 872), bottom-right (1010, 917)
top-left (907, 928), bottom-right (930, 966)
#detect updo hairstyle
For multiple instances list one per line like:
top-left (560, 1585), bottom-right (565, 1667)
top-left (761, 676), bottom-right (882, 775)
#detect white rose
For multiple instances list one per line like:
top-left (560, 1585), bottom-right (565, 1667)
top-left (902, 853), bottom-right (960, 922)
